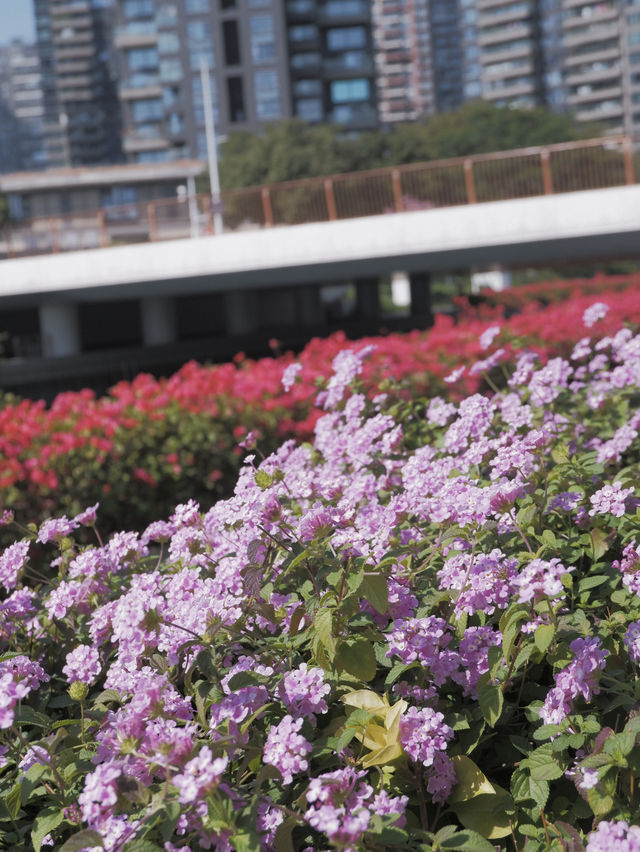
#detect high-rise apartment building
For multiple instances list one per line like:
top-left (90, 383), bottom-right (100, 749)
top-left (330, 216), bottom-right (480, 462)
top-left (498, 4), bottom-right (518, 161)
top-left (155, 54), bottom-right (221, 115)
top-left (34, 0), bottom-right (122, 167)
top-left (114, 0), bottom-right (292, 162)
top-left (0, 41), bottom-right (48, 173)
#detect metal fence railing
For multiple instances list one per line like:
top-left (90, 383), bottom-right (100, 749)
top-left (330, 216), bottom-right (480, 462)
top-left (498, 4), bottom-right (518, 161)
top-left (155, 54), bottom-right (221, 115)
top-left (1, 135), bottom-right (637, 259)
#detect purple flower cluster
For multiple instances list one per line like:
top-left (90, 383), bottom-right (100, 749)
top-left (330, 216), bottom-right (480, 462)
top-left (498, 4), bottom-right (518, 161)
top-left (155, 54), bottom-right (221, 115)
top-left (586, 820), bottom-right (640, 851)
top-left (514, 558), bottom-right (574, 604)
top-left (614, 542), bottom-right (640, 596)
top-left (263, 715), bottom-right (311, 783)
top-left (0, 655), bottom-right (49, 728)
top-left (278, 663), bottom-right (330, 721)
top-left (540, 636), bottom-right (608, 724)
top-left (589, 481), bottom-right (634, 517)
top-left (0, 539), bottom-right (30, 591)
top-left (398, 706), bottom-right (453, 766)
top-left (63, 644), bottom-right (101, 685)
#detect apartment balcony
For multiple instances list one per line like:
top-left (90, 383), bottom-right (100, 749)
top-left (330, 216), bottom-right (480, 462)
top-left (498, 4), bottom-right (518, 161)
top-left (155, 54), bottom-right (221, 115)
top-left (480, 43), bottom-right (532, 64)
top-left (120, 82), bottom-right (162, 100)
top-left (477, 4), bottom-right (533, 29)
top-left (53, 46), bottom-right (94, 60)
top-left (477, 0), bottom-right (528, 8)
top-left (562, 0), bottom-right (616, 10)
top-left (563, 6), bottom-right (618, 29)
top-left (57, 74), bottom-right (94, 89)
top-left (52, 30), bottom-right (93, 48)
top-left (115, 27), bottom-right (158, 49)
top-left (58, 87), bottom-right (95, 102)
top-left (484, 80), bottom-right (537, 100)
top-left (477, 22), bottom-right (532, 48)
top-left (123, 130), bottom-right (170, 154)
top-left (568, 84), bottom-right (622, 105)
top-left (564, 45), bottom-right (620, 66)
top-left (563, 23), bottom-right (619, 48)
top-left (53, 2), bottom-right (91, 13)
top-left (483, 60), bottom-right (534, 79)
top-left (575, 100), bottom-right (623, 122)
top-left (51, 14), bottom-right (92, 32)
top-left (565, 65), bottom-right (620, 86)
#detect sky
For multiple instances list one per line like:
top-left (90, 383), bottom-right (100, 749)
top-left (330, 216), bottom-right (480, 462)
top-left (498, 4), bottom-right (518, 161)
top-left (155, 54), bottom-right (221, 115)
top-left (0, 2), bottom-right (36, 46)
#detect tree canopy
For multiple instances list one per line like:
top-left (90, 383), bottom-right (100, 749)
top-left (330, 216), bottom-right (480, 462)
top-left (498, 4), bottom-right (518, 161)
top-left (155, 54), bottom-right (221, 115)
top-left (217, 101), bottom-right (603, 190)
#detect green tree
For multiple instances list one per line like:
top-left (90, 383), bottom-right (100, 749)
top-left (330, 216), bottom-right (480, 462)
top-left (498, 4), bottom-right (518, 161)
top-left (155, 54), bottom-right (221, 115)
top-left (217, 103), bottom-right (606, 190)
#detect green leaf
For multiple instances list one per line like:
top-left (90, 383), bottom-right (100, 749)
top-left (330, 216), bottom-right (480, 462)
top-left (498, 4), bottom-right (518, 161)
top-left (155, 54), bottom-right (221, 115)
top-left (60, 830), bottom-right (105, 852)
top-left (578, 575), bottom-right (609, 594)
top-left (551, 445), bottom-right (570, 465)
top-left (477, 674), bottom-right (503, 727)
top-left (336, 638), bottom-right (377, 682)
top-left (14, 706), bottom-right (51, 728)
top-left (590, 529), bottom-right (609, 560)
top-left (3, 784), bottom-right (21, 820)
top-left (32, 806), bottom-right (64, 852)
top-left (314, 608), bottom-right (335, 658)
top-left (254, 470), bottom-right (273, 489)
top-left (517, 505), bottom-right (537, 530)
top-left (123, 841), bottom-right (164, 852)
top-left (439, 829), bottom-right (499, 851)
top-left (534, 624), bottom-right (555, 654)
top-left (273, 816), bottom-right (298, 852)
top-left (449, 756), bottom-right (495, 803)
top-left (524, 745), bottom-right (565, 782)
top-left (358, 573), bottom-right (389, 614)
top-left (451, 786), bottom-right (513, 840)
top-left (541, 529), bottom-right (556, 548)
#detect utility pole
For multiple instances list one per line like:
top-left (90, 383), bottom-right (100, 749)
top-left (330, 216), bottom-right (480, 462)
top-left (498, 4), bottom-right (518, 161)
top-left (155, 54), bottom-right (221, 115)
top-left (200, 57), bottom-right (224, 235)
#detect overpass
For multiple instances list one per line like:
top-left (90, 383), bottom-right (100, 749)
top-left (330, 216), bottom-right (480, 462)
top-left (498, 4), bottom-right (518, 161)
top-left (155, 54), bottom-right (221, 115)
top-left (0, 135), bottom-right (638, 397)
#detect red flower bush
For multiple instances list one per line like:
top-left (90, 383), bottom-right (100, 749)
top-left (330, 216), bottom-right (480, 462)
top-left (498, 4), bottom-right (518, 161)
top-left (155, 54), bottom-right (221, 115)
top-left (1, 276), bottom-right (639, 533)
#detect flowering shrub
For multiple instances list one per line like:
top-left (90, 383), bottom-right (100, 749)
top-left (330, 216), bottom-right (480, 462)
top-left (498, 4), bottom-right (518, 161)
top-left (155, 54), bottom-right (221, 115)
top-left (2, 309), bottom-right (640, 849)
top-left (2, 277), bottom-right (640, 537)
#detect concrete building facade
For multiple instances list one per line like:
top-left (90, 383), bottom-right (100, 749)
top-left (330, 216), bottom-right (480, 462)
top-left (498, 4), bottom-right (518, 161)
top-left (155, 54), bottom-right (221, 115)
top-left (0, 41), bottom-right (48, 173)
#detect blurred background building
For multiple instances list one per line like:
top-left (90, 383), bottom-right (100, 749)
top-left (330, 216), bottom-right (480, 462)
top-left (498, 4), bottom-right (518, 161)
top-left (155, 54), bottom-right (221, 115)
top-left (1, 0), bottom-right (640, 173)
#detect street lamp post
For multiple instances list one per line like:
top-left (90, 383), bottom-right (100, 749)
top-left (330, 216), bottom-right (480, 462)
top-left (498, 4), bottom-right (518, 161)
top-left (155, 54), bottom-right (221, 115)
top-left (200, 57), bottom-right (224, 235)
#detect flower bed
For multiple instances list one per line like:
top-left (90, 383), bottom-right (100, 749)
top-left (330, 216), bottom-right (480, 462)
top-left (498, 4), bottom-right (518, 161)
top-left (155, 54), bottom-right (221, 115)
top-left (2, 305), bottom-right (640, 849)
top-left (2, 278), bottom-right (640, 535)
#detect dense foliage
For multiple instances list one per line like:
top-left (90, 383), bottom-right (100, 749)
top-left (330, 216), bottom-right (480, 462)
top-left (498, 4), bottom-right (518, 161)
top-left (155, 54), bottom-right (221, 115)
top-left (1, 303), bottom-right (640, 850)
top-left (2, 280), bottom-right (640, 535)
top-left (215, 103), bottom-right (598, 191)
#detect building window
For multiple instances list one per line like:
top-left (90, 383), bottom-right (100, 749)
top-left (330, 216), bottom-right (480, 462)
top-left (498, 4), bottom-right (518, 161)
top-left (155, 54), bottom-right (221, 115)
top-left (289, 25), bottom-right (317, 42)
top-left (160, 58), bottom-right (183, 81)
top-left (330, 77), bottom-right (370, 103)
top-left (186, 0), bottom-right (208, 12)
top-left (189, 47), bottom-right (214, 70)
top-left (221, 0), bottom-right (236, 7)
top-left (290, 52), bottom-right (320, 69)
top-left (249, 15), bottom-right (276, 62)
top-left (227, 75), bottom-right (246, 121)
top-left (123, 0), bottom-right (155, 18)
top-left (326, 26), bottom-right (367, 51)
top-left (157, 3), bottom-right (178, 26)
top-left (254, 69), bottom-right (281, 118)
top-left (158, 32), bottom-right (180, 54)
top-left (132, 98), bottom-right (164, 122)
top-left (128, 47), bottom-right (159, 70)
top-left (223, 20), bottom-right (241, 65)
top-left (295, 97), bottom-right (322, 120)
top-left (248, 0), bottom-right (270, 7)
top-left (293, 78), bottom-right (321, 96)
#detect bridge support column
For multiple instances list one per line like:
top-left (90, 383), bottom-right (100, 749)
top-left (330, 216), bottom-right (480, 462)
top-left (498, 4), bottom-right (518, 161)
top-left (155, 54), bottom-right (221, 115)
top-left (296, 285), bottom-right (322, 325)
top-left (225, 289), bottom-right (255, 336)
top-left (409, 272), bottom-right (433, 324)
top-left (355, 277), bottom-right (380, 320)
top-left (141, 297), bottom-right (177, 346)
top-left (39, 303), bottom-right (81, 357)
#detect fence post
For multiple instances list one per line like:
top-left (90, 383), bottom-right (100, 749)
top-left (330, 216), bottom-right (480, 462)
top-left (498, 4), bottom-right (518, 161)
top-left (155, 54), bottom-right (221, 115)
top-left (261, 186), bottom-right (274, 226)
top-left (623, 136), bottom-right (635, 185)
top-left (391, 169), bottom-right (404, 212)
top-left (324, 178), bottom-right (338, 220)
top-left (540, 149), bottom-right (553, 195)
top-left (463, 159), bottom-right (476, 204)
top-left (147, 202), bottom-right (158, 241)
top-left (6, 224), bottom-right (14, 259)
top-left (97, 209), bottom-right (109, 247)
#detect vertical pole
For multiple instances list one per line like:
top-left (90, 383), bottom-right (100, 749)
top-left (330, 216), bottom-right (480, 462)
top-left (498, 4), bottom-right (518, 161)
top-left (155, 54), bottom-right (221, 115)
top-left (540, 149), bottom-right (553, 195)
top-left (392, 169), bottom-right (404, 212)
top-left (623, 136), bottom-right (635, 185)
top-left (147, 203), bottom-right (158, 241)
top-left (200, 57), bottom-right (223, 235)
top-left (463, 159), bottom-right (476, 204)
top-left (261, 186), bottom-right (274, 226)
top-left (49, 218), bottom-right (59, 253)
top-left (187, 175), bottom-right (200, 237)
top-left (324, 178), bottom-right (338, 220)
top-left (97, 209), bottom-right (108, 247)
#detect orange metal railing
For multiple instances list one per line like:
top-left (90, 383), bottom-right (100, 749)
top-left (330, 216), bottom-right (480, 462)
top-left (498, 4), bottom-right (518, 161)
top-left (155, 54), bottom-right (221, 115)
top-left (1, 135), bottom-right (637, 259)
